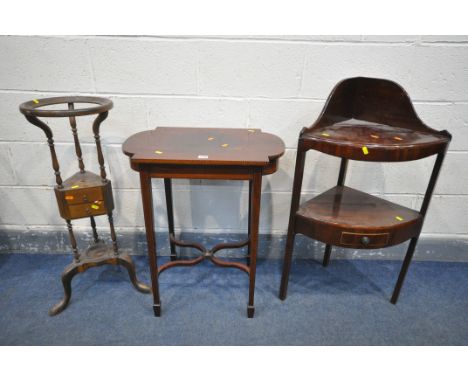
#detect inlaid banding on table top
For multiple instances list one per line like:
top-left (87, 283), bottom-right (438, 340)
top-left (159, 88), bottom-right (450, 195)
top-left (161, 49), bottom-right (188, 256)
top-left (124, 126), bottom-right (285, 317)
top-left (122, 127), bottom-right (285, 166)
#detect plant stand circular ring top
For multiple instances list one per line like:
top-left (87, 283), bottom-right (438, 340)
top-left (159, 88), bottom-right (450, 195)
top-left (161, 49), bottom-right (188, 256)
top-left (19, 96), bottom-right (113, 118)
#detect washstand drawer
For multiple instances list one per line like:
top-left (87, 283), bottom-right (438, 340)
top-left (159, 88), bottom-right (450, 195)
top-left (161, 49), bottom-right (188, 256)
top-left (68, 201), bottom-right (106, 219)
top-left (63, 187), bottom-right (104, 205)
top-left (340, 232), bottom-right (389, 248)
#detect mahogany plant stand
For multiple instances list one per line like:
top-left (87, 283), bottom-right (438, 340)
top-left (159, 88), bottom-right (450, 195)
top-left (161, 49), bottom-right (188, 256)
top-left (20, 96), bottom-right (150, 316)
top-left (279, 77), bottom-right (451, 304)
top-left (123, 127), bottom-right (284, 318)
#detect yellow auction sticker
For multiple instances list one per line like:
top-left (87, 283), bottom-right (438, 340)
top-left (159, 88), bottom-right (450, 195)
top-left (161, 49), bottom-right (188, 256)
top-left (71, 185), bottom-right (79, 189)
top-left (395, 216), bottom-right (404, 221)
top-left (91, 204), bottom-right (100, 210)
top-left (32, 99), bottom-right (39, 104)
top-left (321, 133), bottom-right (330, 137)
top-left (362, 146), bottom-right (369, 155)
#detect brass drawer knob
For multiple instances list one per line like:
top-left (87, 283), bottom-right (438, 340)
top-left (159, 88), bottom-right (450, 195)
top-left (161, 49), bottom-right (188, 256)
top-left (361, 236), bottom-right (370, 246)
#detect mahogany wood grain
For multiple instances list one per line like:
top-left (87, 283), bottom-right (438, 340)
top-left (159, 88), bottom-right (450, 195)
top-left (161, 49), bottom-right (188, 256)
top-left (294, 186), bottom-right (423, 248)
top-left (49, 243), bottom-right (150, 316)
top-left (279, 77), bottom-right (451, 304)
top-left (20, 96), bottom-right (150, 316)
top-left (301, 77), bottom-right (450, 162)
top-left (139, 170), bottom-right (161, 317)
top-left (122, 127), bottom-right (284, 166)
top-left (164, 179), bottom-right (177, 260)
top-left (68, 102), bottom-right (85, 173)
top-left (54, 171), bottom-right (114, 220)
top-left (19, 96), bottom-right (112, 118)
top-left (124, 127), bottom-right (285, 318)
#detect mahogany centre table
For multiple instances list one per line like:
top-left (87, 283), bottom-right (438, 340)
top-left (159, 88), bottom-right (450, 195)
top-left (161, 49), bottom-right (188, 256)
top-left (123, 127), bottom-right (285, 317)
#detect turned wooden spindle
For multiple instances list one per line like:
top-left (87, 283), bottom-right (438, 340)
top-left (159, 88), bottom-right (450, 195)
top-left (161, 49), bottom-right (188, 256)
top-left (25, 115), bottom-right (64, 188)
top-left (107, 212), bottom-right (119, 256)
top-left (66, 220), bottom-right (80, 262)
top-left (92, 112), bottom-right (109, 182)
top-left (68, 102), bottom-right (85, 173)
top-left (90, 216), bottom-right (99, 243)
top-left (19, 96), bottom-right (150, 316)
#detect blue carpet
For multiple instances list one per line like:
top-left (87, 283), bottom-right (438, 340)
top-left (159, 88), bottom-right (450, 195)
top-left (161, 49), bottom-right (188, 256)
top-left (0, 253), bottom-right (467, 345)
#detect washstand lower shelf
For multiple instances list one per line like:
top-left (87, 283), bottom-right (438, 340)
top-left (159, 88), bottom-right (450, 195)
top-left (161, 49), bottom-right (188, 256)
top-left (49, 242), bottom-right (150, 316)
top-left (295, 186), bottom-right (423, 249)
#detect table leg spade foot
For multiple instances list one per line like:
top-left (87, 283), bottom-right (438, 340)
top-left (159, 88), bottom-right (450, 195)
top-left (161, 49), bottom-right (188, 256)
top-left (130, 134), bottom-right (277, 318)
top-left (153, 304), bottom-right (161, 317)
top-left (247, 305), bottom-right (255, 318)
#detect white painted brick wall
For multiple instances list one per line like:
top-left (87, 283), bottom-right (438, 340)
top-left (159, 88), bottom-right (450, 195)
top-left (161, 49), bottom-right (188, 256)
top-left (1, 35), bottom-right (467, 238)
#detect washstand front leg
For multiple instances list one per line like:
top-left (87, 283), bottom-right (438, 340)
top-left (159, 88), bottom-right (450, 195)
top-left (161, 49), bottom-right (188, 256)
top-left (48, 263), bottom-right (80, 316)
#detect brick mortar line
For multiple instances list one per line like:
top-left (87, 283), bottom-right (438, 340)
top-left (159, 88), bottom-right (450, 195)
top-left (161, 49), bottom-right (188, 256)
top-left (13, 35), bottom-right (468, 46)
top-left (9, 35), bottom-right (414, 44)
top-left (1, 141), bottom-right (468, 155)
top-left (85, 39), bottom-right (97, 93)
top-left (2, 89), bottom-right (468, 105)
top-left (1, 224), bottom-right (468, 238)
top-left (0, 184), bottom-right (465, 197)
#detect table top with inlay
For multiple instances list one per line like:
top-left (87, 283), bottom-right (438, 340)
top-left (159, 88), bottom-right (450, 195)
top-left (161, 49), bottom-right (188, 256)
top-left (122, 127), bottom-right (285, 167)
